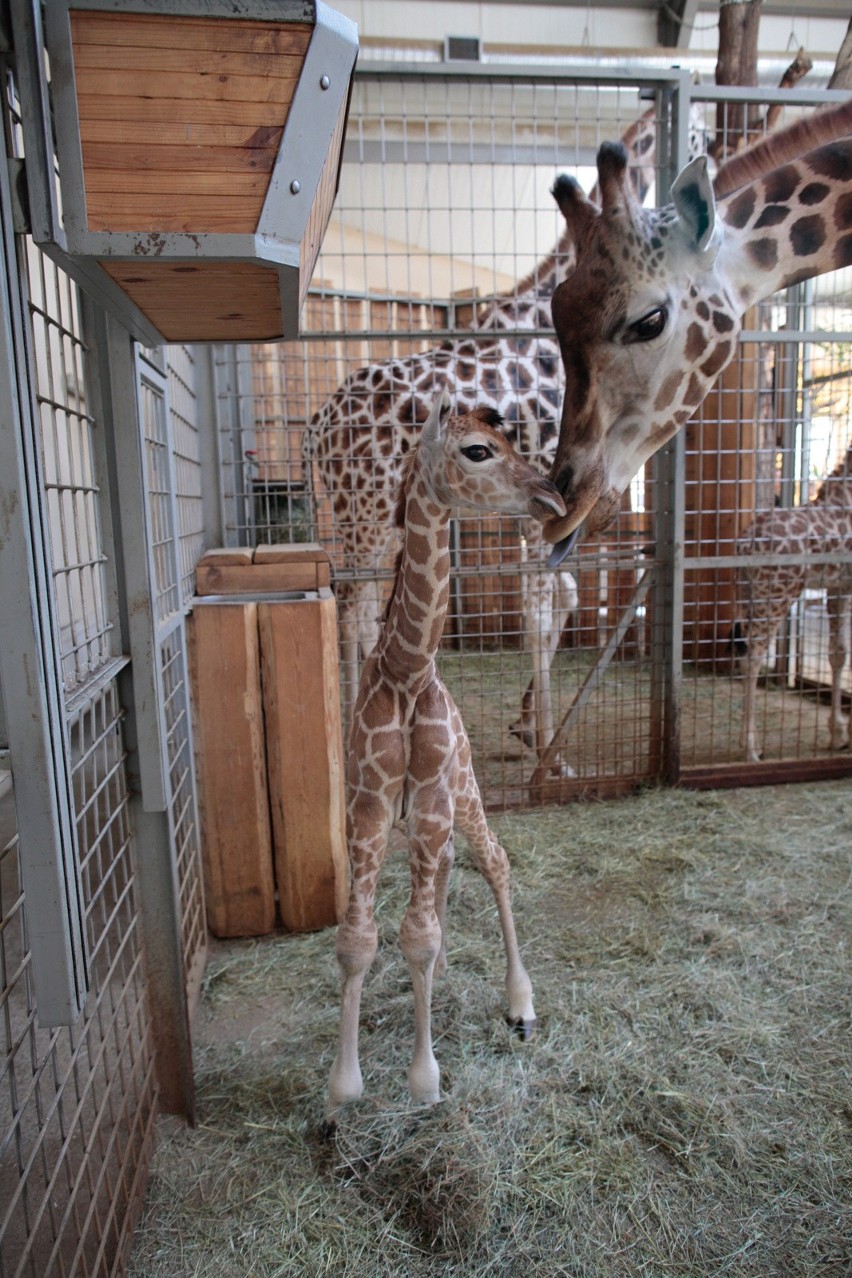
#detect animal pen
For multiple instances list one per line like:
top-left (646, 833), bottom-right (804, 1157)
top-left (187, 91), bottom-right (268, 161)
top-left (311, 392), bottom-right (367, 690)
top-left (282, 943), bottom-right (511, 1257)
top-left (0, 29), bottom-right (850, 1278)
top-left (214, 64), bottom-right (852, 809)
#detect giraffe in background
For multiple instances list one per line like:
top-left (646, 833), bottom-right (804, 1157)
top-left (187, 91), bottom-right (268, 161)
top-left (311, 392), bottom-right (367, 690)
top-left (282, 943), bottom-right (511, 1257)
top-left (327, 393), bottom-right (564, 1112)
top-left (734, 439), bottom-right (852, 762)
top-left (540, 105), bottom-right (852, 558)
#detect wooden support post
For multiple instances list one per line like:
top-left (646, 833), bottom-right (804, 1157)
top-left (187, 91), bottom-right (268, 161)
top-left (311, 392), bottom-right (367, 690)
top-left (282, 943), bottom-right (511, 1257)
top-left (188, 600), bottom-right (276, 938)
top-left (259, 590), bottom-right (348, 931)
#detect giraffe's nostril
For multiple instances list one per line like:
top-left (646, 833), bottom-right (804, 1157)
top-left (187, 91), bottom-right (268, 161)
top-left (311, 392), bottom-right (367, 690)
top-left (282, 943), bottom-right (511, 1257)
top-left (555, 465), bottom-right (574, 494)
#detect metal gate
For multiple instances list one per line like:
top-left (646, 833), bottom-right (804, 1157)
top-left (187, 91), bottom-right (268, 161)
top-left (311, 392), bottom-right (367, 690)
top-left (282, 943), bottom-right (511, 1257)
top-left (0, 41), bottom-right (207, 1276)
top-left (213, 65), bottom-right (852, 808)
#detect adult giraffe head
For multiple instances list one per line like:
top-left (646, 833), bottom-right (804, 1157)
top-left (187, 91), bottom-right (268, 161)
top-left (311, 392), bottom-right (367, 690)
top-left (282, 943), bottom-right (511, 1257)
top-left (544, 123), bottom-right (852, 564)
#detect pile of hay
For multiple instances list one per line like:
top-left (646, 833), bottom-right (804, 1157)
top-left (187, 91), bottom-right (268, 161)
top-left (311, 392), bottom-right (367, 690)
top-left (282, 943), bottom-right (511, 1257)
top-left (128, 781), bottom-right (851, 1276)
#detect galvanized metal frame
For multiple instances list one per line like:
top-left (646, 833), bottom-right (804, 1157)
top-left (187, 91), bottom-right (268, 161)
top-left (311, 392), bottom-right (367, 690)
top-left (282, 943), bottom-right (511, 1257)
top-left (13, 0), bottom-right (358, 344)
top-left (0, 113), bottom-right (88, 1026)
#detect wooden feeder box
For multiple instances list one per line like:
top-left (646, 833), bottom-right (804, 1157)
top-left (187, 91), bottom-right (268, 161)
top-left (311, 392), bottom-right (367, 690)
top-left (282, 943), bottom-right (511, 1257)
top-left (15, 1), bottom-right (357, 344)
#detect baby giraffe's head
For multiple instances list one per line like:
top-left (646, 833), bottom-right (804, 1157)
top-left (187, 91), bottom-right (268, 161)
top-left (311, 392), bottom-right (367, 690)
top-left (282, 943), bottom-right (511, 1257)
top-left (417, 390), bottom-right (566, 524)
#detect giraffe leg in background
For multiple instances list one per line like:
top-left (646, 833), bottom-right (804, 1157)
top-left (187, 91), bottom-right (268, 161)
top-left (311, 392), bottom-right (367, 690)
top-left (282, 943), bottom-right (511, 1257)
top-left (738, 627), bottom-right (770, 764)
top-left (511, 563), bottom-right (577, 777)
top-left (826, 593), bottom-right (851, 751)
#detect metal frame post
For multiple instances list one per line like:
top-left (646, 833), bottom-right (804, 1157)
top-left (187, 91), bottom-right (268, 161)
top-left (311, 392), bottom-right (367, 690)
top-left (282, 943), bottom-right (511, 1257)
top-left (86, 304), bottom-right (195, 1118)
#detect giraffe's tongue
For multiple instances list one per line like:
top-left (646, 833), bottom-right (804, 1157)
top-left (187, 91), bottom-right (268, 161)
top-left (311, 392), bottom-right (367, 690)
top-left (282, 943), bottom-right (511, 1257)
top-left (547, 527), bottom-right (581, 568)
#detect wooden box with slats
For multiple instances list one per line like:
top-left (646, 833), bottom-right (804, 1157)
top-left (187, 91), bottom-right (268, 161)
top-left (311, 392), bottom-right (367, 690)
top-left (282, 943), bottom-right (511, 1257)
top-left (25, 1), bottom-right (358, 344)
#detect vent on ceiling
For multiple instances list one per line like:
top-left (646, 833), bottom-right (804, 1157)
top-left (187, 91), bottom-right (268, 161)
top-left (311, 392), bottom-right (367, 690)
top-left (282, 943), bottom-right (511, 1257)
top-left (444, 35), bottom-right (482, 63)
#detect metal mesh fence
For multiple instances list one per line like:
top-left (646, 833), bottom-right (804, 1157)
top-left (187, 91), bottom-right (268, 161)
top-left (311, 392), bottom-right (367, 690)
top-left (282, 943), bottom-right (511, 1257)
top-left (215, 69), bottom-right (851, 805)
top-left (0, 239), bottom-right (157, 1274)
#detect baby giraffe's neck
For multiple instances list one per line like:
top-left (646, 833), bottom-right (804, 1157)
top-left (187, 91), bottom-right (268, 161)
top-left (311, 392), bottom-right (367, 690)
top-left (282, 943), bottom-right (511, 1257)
top-left (377, 466), bottom-right (451, 689)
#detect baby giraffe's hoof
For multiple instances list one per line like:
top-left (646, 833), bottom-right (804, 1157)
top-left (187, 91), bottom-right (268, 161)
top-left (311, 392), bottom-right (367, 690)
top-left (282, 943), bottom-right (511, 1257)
top-left (507, 1015), bottom-right (537, 1042)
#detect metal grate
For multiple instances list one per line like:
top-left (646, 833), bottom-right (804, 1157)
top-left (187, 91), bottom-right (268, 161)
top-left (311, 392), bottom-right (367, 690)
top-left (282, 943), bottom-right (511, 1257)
top-left (216, 68), bottom-right (676, 807)
top-left (166, 347), bottom-right (204, 609)
top-left (215, 68), bottom-right (851, 805)
top-left (0, 680), bottom-right (156, 1278)
top-left (138, 376), bottom-right (180, 628)
top-left (160, 629), bottom-right (206, 1010)
top-left (27, 242), bottom-right (112, 693)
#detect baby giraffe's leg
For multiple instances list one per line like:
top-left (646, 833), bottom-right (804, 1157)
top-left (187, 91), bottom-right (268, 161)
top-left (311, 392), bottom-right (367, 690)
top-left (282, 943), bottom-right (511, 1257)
top-left (454, 768), bottom-right (535, 1039)
top-left (399, 814), bottom-right (453, 1105)
top-left (434, 833), bottom-right (455, 978)
top-left (327, 796), bottom-right (392, 1113)
top-left (826, 594), bottom-right (850, 751)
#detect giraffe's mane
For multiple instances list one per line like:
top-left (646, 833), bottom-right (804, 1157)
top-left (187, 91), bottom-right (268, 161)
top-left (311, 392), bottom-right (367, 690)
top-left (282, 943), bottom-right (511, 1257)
top-left (713, 97), bottom-right (852, 200)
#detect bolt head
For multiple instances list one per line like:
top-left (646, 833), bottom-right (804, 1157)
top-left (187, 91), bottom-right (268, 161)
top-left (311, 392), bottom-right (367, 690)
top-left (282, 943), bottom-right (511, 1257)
top-left (290, 179), bottom-right (301, 195)
top-left (320, 74), bottom-right (331, 90)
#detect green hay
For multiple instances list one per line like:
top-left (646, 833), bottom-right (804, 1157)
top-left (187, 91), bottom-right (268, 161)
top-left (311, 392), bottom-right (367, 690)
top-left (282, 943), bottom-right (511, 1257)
top-left (128, 782), bottom-right (852, 1277)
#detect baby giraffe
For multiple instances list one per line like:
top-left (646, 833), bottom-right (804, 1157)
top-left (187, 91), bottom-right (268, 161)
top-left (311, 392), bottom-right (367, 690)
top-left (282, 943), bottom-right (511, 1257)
top-left (327, 391), bottom-right (566, 1112)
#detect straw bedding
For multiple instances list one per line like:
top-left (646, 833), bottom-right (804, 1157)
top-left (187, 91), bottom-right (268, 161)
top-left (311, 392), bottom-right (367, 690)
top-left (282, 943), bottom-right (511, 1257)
top-left (128, 781), bottom-right (851, 1277)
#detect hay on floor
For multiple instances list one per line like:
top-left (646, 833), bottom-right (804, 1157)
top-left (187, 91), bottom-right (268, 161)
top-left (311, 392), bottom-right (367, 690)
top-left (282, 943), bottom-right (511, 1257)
top-left (128, 781), bottom-right (852, 1277)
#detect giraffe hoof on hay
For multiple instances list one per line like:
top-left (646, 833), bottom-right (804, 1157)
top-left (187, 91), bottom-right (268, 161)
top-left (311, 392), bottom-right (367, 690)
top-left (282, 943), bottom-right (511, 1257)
top-left (507, 1015), bottom-right (537, 1042)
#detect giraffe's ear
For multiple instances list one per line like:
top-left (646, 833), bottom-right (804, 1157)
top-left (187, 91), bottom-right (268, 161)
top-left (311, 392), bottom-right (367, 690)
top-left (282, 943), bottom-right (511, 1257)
top-left (422, 388), bottom-right (453, 444)
top-left (671, 155), bottom-right (717, 253)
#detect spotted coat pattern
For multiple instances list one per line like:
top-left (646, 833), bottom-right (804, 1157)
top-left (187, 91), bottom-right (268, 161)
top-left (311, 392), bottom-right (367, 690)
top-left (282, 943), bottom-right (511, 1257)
top-left (327, 400), bottom-right (565, 1112)
top-left (305, 232), bottom-right (580, 764)
top-left (734, 442), bottom-right (852, 762)
top-left (546, 130), bottom-right (852, 547)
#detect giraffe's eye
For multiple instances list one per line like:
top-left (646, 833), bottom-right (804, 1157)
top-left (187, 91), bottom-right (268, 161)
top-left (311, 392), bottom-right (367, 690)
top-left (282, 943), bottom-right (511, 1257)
top-left (461, 444), bottom-right (493, 462)
top-left (626, 306), bottom-right (668, 343)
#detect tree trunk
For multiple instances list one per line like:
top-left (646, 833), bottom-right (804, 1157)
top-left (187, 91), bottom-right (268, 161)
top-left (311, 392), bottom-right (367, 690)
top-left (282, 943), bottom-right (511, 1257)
top-left (713, 0), bottom-right (762, 159)
top-left (828, 17), bottom-right (852, 90)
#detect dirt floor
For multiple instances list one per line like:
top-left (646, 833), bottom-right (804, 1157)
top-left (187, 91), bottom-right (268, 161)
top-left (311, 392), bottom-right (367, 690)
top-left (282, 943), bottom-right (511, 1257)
top-left (127, 780), bottom-right (851, 1278)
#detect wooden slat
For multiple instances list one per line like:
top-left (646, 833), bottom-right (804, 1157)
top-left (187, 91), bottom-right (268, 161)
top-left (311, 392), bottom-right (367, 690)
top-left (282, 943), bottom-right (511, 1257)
top-left (300, 94), bottom-right (347, 303)
top-left (259, 594), bottom-right (348, 932)
top-left (195, 561), bottom-right (324, 595)
top-left (73, 43), bottom-right (308, 77)
top-left (74, 66), bottom-right (300, 104)
top-left (188, 602), bottom-right (277, 938)
top-left (80, 120), bottom-right (282, 148)
top-left (196, 548), bottom-right (254, 569)
top-left (254, 543), bottom-right (331, 565)
top-left (88, 198), bottom-right (265, 233)
top-left (70, 11), bottom-right (313, 56)
top-left (84, 169), bottom-right (272, 196)
top-left (76, 95), bottom-right (287, 127)
top-left (100, 261), bottom-right (284, 342)
top-left (82, 141), bottom-right (275, 172)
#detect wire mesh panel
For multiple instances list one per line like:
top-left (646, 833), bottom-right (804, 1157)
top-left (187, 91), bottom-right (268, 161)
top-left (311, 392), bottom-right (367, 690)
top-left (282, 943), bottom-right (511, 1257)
top-left (0, 240), bottom-right (156, 1275)
top-left (215, 69), bottom-right (851, 802)
top-left (216, 67), bottom-right (683, 808)
top-left (167, 347), bottom-right (204, 609)
top-left (675, 88), bottom-right (852, 782)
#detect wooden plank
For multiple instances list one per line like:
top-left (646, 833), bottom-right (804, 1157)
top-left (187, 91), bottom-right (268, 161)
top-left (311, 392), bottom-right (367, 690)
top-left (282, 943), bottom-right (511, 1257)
top-left (84, 170), bottom-right (273, 197)
top-left (77, 95), bottom-right (286, 127)
top-left (71, 11), bottom-right (313, 56)
top-left (100, 260), bottom-right (284, 342)
top-left (197, 547), bottom-right (254, 570)
top-left (195, 560), bottom-right (323, 595)
top-left (81, 141), bottom-right (279, 173)
top-left (259, 594), bottom-right (348, 932)
top-left (80, 120), bottom-right (283, 148)
top-left (254, 542), bottom-right (330, 565)
top-left (188, 602), bottom-right (277, 938)
top-left (72, 44), bottom-right (308, 78)
top-left (74, 66), bottom-right (300, 105)
top-left (88, 201), bottom-right (264, 234)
